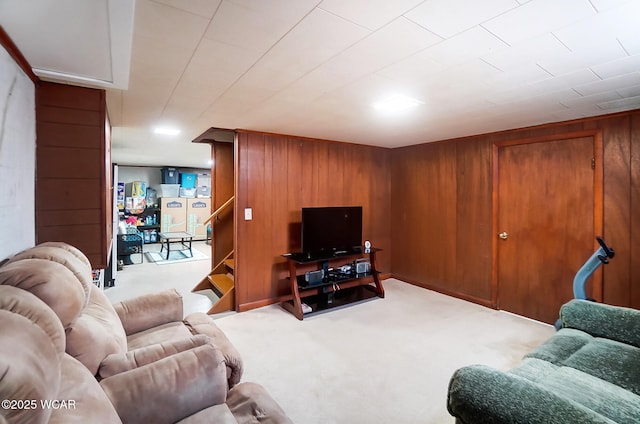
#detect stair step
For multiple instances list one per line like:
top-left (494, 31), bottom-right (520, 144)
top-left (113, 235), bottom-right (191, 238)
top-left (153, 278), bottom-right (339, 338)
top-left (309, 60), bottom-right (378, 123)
top-left (224, 258), bottom-right (234, 270)
top-left (209, 274), bottom-right (234, 294)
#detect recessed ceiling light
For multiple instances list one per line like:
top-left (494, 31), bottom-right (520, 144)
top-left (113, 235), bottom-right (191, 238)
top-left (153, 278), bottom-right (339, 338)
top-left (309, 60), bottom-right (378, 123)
top-left (153, 126), bottom-right (181, 136)
top-left (373, 94), bottom-right (423, 112)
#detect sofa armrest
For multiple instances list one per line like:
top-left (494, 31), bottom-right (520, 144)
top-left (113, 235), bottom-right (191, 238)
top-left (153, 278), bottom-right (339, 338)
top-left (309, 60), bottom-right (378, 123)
top-left (100, 343), bottom-right (228, 424)
top-left (113, 289), bottom-right (184, 335)
top-left (99, 334), bottom-right (210, 378)
top-left (447, 365), bottom-right (616, 424)
top-left (183, 312), bottom-right (244, 388)
top-left (560, 299), bottom-right (640, 348)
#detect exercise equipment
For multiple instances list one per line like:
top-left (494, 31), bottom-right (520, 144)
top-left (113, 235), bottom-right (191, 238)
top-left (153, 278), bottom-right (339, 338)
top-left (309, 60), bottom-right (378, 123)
top-left (573, 237), bottom-right (615, 301)
top-left (555, 237), bottom-right (614, 330)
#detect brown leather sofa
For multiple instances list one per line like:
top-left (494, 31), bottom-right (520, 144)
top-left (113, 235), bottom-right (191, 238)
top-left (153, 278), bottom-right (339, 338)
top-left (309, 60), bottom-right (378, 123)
top-left (0, 242), bottom-right (292, 423)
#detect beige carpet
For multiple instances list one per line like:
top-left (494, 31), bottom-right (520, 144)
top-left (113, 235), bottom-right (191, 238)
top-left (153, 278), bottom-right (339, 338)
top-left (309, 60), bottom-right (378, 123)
top-left (213, 279), bottom-right (555, 424)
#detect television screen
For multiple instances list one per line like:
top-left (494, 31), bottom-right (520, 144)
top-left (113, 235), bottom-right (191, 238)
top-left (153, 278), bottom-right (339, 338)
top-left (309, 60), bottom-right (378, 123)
top-left (301, 206), bottom-right (362, 255)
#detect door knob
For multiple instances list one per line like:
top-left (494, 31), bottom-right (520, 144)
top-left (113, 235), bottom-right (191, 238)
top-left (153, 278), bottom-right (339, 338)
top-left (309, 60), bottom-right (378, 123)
top-left (498, 231), bottom-right (508, 240)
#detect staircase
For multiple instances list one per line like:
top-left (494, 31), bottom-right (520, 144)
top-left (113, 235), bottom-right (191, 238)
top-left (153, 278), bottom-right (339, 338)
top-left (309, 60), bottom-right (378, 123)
top-left (191, 196), bottom-right (234, 314)
top-left (193, 255), bottom-right (234, 314)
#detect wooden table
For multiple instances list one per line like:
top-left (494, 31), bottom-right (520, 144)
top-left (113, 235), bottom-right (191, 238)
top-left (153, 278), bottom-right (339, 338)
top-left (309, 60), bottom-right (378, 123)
top-left (158, 231), bottom-right (193, 260)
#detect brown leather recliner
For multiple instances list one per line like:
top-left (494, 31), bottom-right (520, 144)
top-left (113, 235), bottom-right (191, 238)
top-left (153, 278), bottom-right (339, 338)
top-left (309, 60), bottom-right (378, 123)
top-left (0, 284), bottom-right (291, 423)
top-left (1, 242), bottom-right (242, 387)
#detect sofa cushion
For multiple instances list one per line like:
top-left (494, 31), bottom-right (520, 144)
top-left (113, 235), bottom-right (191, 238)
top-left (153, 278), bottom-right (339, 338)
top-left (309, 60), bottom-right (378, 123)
top-left (49, 355), bottom-right (122, 424)
top-left (561, 337), bottom-right (640, 396)
top-left (525, 328), bottom-right (593, 364)
top-left (9, 243), bottom-right (93, 308)
top-left (66, 287), bottom-right (128, 375)
top-left (0, 289), bottom-right (63, 424)
top-left (0, 259), bottom-right (86, 328)
top-left (511, 358), bottom-right (640, 423)
top-left (126, 321), bottom-right (194, 350)
top-left (176, 404), bottom-right (237, 424)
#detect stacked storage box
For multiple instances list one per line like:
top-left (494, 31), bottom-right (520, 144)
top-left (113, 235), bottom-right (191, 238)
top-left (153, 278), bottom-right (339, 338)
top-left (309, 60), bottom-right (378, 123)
top-left (160, 197), bottom-right (211, 240)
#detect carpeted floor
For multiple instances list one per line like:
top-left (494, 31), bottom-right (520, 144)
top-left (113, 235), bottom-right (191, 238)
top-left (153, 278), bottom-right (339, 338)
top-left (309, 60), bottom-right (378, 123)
top-left (213, 279), bottom-right (555, 424)
top-left (107, 259), bottom-right (555, 423)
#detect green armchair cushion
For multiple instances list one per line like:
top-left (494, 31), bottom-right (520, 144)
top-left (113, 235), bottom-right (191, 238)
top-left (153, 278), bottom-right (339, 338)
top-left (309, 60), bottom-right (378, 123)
top-left (560, 299), bottom-right (640, 348)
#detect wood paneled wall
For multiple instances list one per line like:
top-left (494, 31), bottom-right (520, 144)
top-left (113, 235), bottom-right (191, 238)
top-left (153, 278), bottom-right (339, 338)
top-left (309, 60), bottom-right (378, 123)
top-left (391, 110), bottom-right (640, 309)
top-left (35, 82), bottom-right (112, 269)
top-left (234, 131), bottom-right (391, 311)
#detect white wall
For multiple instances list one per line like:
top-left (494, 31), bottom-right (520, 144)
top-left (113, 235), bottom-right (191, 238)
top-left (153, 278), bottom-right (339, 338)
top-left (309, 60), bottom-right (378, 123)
top-left (0, 43), bottom-right (35, 260)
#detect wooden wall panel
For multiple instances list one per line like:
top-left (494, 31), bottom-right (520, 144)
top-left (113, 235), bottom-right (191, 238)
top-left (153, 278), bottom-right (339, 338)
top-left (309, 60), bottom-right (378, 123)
top-left (600, 116), bottom-right (631, 306)
top-left (391, 110), bottom-right (640, 309)
top-left (455, 138), bottom-right (493, 300)
top-left (631, 113), bottom-right (640, 308)
top-left (390, 142), bottom-right (458, 294)
top-left (235, 131), bottom-right (391, 310)
top-left (35, 82), bottom-right (111, 269)
top-left (211, 142), bottom-right (234, 269)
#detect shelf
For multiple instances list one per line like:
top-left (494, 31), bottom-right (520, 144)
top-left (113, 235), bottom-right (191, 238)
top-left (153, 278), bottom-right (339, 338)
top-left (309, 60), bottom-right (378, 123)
top-left (281, 247), bottom-right (384, 320)
top-left (296, 271), bottom-right (374, 290)
top-left (284, 247), bottom-right (380, 264)
top-left (282, 285), bottom-right (379, 316)
top-left (136, 224), bottom-right (160, 230)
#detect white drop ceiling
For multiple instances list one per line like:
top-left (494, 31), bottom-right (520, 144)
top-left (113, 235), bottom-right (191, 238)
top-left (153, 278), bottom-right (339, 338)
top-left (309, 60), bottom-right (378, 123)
top-left (2, 0), bottom-right (640, 168)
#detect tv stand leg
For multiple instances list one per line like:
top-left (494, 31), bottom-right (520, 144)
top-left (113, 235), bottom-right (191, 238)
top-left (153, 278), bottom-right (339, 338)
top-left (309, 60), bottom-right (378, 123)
top-left (286, 260), bottom-right (304, 320)
top-left (369, 250), bottom-right (385, 298)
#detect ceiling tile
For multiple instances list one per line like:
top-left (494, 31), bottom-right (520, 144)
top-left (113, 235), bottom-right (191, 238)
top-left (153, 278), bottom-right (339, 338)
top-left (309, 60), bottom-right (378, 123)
top-left (482, 0), bottom-right (596, 45)
top-left (376, 51), bottom-right (448, 86)
top-left (482, 34), bottom-right (569, 71)
top-left (591, 54), bottom-right (640, 79)
top-left (321, 17), bottom-right (442, 80)
top-left (537, 38), bottom-right (627, 76)
top-left (405, 0), bottom-right (519, 38)
top-left (560, 91), bottom-right (622, 108)
top-left (189, 38), bottom-right (261, 76)
top-left (616, 84), bottom-right (640, 98)
top-left (573, 72), bottom-right (640, 96)
top-left (204, 0), bottom-right (317, 53)
top-left (318, 0), bottom-right (424, 30)
top-left (135, 0), bottom-right (210, 48)
top-left (152, 0), bottom-right (222, 18)
top-left (256, 8), bottom-right (370, 73)
top-left (528, 69), bottom-right (600, 95)
top-left (597, 95), bottom-right (640, 110)
top-left (421, 26), bottom-right (508, 68)
top-left (483, 64), bottom-right (552, 93)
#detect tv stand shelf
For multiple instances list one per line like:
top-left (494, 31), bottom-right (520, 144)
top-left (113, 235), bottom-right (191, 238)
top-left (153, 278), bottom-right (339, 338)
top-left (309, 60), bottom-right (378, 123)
top-left (281, 247), bottom-right (384, 320)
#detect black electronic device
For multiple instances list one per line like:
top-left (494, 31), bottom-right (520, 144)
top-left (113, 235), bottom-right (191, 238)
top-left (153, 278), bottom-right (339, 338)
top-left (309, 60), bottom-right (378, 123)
top-left (301, 206), bottom-right (363, 257)
top-left (304, 269), bottom-right (325, 286)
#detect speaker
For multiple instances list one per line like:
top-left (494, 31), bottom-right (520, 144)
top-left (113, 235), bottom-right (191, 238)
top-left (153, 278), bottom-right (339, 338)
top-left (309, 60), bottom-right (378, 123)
top-left (305, 269), bottom-right (325, 285)
top-left (355, 260), bottom-right (370, 274)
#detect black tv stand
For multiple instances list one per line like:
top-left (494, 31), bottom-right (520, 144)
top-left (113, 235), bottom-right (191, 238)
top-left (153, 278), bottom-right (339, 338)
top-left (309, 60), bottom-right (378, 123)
top-left (281, 247), bottom-right (384, 320)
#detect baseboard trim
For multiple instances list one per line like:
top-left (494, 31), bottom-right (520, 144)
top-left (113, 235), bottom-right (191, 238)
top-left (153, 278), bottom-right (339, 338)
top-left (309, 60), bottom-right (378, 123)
top-left (390, 274), bottom-right (495, 309)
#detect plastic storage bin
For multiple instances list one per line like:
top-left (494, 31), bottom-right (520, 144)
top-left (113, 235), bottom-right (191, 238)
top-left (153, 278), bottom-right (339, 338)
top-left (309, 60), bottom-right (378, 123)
top-left (159, 184), bottom-right (180, 198)
top-left (161, 167), bottom-right (179, 184)
top-left (180, 173), bottom-right (197, 188)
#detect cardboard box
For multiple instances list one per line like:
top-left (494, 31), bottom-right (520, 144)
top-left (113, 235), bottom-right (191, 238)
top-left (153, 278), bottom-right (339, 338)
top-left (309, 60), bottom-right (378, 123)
top-left (125, 181), bottom-right (147, 198)
top-left (186, 198), bottom-right (211, 240)
top-left (160, 197), bottom-right (187, 233)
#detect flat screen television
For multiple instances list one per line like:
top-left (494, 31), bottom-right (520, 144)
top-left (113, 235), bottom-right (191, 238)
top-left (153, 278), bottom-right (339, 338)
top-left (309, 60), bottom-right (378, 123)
top-left (301, 206), bottom-right (362, 256)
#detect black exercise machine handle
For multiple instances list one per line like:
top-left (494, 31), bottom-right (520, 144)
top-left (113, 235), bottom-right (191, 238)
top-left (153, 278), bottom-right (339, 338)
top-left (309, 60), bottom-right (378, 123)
top-left (596, 236), bottom-right (615, 259)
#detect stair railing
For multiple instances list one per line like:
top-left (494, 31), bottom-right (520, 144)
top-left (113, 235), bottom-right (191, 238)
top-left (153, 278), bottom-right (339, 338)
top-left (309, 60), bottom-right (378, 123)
top-left (203, 195), bottom-right (234, 226)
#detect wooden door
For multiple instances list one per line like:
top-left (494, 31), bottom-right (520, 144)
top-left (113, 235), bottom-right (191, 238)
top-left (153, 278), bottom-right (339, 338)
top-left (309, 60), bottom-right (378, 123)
top-left (495, 132), bottom-right (602, 323)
